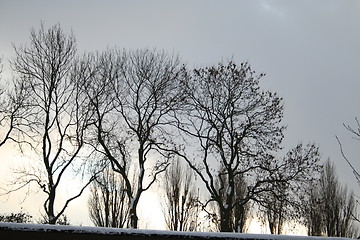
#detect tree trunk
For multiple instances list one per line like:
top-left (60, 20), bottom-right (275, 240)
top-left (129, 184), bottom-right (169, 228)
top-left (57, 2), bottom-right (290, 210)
top-left (220, 208), bottom-right (232, 232)
top-left (236, 208), bottom-right (244, 233)
top-left (129, 206), bottom-right (138, 229)
top-left (48, 192), bottom-right (56, 224)
top-left (129, 192), bottom-right (140, 229)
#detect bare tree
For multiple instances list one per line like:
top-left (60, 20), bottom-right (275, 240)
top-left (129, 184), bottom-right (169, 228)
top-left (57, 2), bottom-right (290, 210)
top-left (212, 168), bottom-right (251, 233)
top-left (88, 165), bottom-right (129, 228)
top-left (9, 24), bottom-right (96, 224)
top-left (337, 118), bottom-right (360, 187)
top-left (337, 187), bottom-right (357, 238)
top-left (337, 118), bottom-right (360, 225)
top-left (260, 181), bottom-right (289, 234)
top-left (173, 61), bottom-right (321, 232)
top-left (83, 49), bottom-right (185, 228)
top-left (305, 159), bottom-right (358, 238)
top-left (231, 175), bottom-right (251, 233)
top-left (320, 160), bottom-right (357, 238)
top-left (0, 57), bottom-right (28, 148)
top-left (306, 180), bottom-right (324, 236)
top-left (259, 143), bottom-right (321, 234)
top-left (260, 184), bottom-right (286, 234)
top-left (162, 158), bottom-right (198, 231)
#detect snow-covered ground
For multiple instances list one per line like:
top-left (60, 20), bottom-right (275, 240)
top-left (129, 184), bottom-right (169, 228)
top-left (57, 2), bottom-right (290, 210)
top-left (0, 222), bottom-right (355, 240)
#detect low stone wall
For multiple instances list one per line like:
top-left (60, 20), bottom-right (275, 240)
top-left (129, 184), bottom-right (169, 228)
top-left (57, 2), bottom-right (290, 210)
top-left (0, 222), bottom-right (354, 240)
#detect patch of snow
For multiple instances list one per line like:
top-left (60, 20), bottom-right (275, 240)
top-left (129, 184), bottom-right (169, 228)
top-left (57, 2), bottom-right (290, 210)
top-left (0, 222), bottom-right (354, 240)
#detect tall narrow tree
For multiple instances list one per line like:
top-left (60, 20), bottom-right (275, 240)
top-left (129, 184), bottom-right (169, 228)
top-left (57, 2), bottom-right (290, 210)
top-left (320, 160), bottom-right (357, 238)
top-left (162, 158), bottom-right (198, 231)
top-left (305, 159), bottom-right (358, 238)
top-left (88, 166), bottom-right (129, 228)
top-left (306, 181), bottom-right (324, 236)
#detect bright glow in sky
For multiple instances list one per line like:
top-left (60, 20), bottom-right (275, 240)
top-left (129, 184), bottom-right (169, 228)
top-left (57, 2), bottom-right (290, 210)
top-left (0, 0), bottom-right (359, 234)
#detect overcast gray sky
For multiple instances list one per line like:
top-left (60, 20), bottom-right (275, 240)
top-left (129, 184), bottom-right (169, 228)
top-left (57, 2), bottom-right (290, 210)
top-left (0, 0), bottom-right (359, 228)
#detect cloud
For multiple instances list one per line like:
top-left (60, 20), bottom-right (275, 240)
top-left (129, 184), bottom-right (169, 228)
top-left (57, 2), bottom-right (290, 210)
top-left (259, 1), bottom-right (286, 18)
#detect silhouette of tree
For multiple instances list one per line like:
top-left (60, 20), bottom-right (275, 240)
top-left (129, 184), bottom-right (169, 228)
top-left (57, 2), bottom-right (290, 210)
top-left (337, 118), bottom-right (360, 223)
top-left (162, 158), bottom-right (198, 231)
top-left (88, 166), bottom-right (129, 228)
top-left (0, 57), bottom-right (28, 147)
top-left (212, 168), bottom-right (251, 233)
top-left (82, 49), bottom-right (185, 228)
top-left (306, 180), bottom-right (324, 236)
top-left (173, 61), bottom-right (321, 232)
top-left (9, 24), bottom-right (97, 224)
top-left (259, 143), bottom-right (321, 234)
top-left (305, 159), bottom-right (358, 238)
top-left (321, 160), bottom-right (357, 238)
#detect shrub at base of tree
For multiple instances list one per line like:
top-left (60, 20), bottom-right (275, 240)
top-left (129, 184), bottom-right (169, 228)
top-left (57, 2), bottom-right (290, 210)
top-left (0, 212), bottom-right (33, 223)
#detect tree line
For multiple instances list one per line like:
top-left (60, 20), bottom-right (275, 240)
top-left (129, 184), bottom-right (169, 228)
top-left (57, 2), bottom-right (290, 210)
top-left (0, 24), bottom-right (357, 237)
